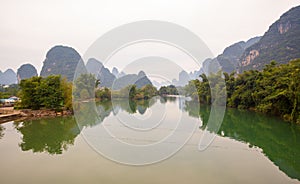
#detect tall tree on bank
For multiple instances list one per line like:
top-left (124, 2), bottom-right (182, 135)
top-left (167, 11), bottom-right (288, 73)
top-left (19, 75), bottom-right (71, 112)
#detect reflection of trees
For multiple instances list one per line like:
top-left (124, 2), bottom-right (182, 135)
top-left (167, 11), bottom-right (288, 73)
top-left (73, 101), bottom-right (99, 128)
top-left (10, 97), bottom-right (164, 155)
top-left (96, 101), bottom-right (113, 122)
top-left (184, 101), bottom-right (300, 181)
top-left (112, 98), bottom-right (155, 115)
top-left (160, 96), bottom-right (177, 104)
top-left (128, 100), bottom-right (137, 113)
top-left (74, 98), bottom-right (155, 129)
top-left (14, 117), bottom-right (80, 154)
top-left (136, 100), bottom-right (151, 114)
top-left (0, 125), bottom-right (5, 139)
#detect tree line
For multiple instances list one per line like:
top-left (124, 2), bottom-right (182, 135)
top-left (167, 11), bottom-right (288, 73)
top-left (15, 59), bottom-right (300, 123)
top-left (183, 59), bottom-right (300, 123)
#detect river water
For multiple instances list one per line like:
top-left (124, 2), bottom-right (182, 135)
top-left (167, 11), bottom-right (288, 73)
top-left (0, 96), bottom-right (299, 183)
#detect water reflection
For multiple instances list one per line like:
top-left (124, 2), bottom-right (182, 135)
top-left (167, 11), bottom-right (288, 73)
top-left (0, 125), bottom-right (5, 139)
top-left (12, 97), bottom-right (300, 180)
top-left (15, 99), bottom-right (155, 154)
top-left (183, 100), bottom-right (300, 180)
top-left (14, 117), bottom-right (80, 154)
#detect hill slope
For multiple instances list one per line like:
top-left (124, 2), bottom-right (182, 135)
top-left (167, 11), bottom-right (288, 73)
top-left (40, 45), bottom-right (82, 81)
top-left (86, 58), bottom-right (116, 88)
top-left (17, 64), bottom-right (38, 83)
top-left (239, 5), bottom-right (300, 72)
top-left (0, 69), bottom-right (17, 85)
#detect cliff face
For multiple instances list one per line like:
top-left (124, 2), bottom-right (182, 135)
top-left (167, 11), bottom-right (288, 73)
top-left (40, 45), bottom-right (82, 81)
top-left (192, 37), bottom-right (260, 76)
top-left (17, 64), bottom-right (38, 83)
top-left (217, 37), bottom-right (261, 73)
top-left (238, 6), bottom-right (300, 72)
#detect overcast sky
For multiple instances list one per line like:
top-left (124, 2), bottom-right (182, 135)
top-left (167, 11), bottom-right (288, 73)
top-left (0, 0), bottom-right (299, 73)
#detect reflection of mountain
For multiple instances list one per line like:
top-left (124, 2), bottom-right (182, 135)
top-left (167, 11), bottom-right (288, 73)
top-left (74, 98), bottom-right (156, 128)
top-left (184, 101), bottom-right (300, 181)
top-left (14, 117), bottom-right (80, 154)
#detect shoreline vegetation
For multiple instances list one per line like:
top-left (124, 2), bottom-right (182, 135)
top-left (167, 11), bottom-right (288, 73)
top-left (0, 59), bottom-right (299, 124)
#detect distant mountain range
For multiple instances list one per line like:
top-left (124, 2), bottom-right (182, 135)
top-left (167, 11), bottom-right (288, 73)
top-left (112, 71), bottom-right (152, 90)
top-left (0, 69), bottom-right (17, 85)
top-left (86, 58), bottom-right (116, 87)
top-left (1, 5), bottom-right (299, 87)
top-left (85, 58), bottom-right (152, 89)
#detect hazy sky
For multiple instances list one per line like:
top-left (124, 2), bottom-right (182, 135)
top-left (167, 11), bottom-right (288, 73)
top-left (0, 0), bottom-right (299, 73)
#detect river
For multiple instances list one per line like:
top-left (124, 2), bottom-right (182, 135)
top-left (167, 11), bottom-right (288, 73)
top-left (0, 96), bottom-right (299, 183)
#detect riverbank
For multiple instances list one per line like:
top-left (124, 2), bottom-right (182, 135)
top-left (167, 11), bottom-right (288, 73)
top-left (0, 107), bottom-right (73, 124)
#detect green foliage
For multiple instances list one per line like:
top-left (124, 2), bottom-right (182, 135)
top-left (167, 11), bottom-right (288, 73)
top-left (158, 85), bottom-right (179, 96)
top-left (95, 87), bottom-right (111, 100)
top-left (227, 70), bottom-right (259, 109)
top-left (0, 125), bottom-right (5, 139)
top-left (234, 59), bottom-right (300, 123)
top-left (136, 84), bottom-right (157, 100)
top-left (39, 75), bottom-right (63, 110)
top-left (129, 85), bottom-right (137, 100)
top-left (73, 73), bottom-right (97, 100)
top-left (184, 101), bottom-right (300, 180)
top-left (0, 84), bottom-right (20, 99)
top-left (19, 75), bottom-right (71, 111)
top-left (112, 84), bottom-right (157, 100)
top-left (61, 77), bottom-right (73, 110)
top-left (15, 117), bottom-right (80, 154)
top-left (183, 59), bottom-right (300, 123)
top-left (19, 76), bottom-right (43, 110)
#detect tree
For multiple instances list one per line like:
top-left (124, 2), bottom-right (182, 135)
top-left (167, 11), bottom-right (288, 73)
top-left (158, 85), bottom-right (179, 96)
top-left (19, 75), bottom-right (70, 111)
top-left (139, 84), bottom-right (157, 99)
top-left (61, 77), bottom-right (73, 110)
top-left (182, 59), bottom-right (300, 123)
top-left (74, 73), bottom-right (96, 100)
top-left (39, 75), bottom-right (63, 111)
top-left (19, 76), bottom-right (42, 110)
top-left (95, 87), bottom-right (111, 100)
top-left (198, 74), bottom-right (211, 104)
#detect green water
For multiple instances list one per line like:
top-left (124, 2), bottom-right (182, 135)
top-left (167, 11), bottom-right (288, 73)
top-left (0, 97), bottom-right (299, 184)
